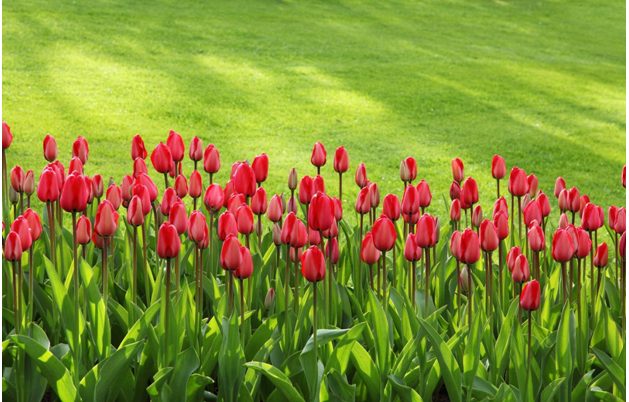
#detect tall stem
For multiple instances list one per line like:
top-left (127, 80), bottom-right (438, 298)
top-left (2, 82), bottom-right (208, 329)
top-left (142, 221), bottom-right (150, 304)
top-left (496, 179), bottom-right (500, 199)
top-left (338, 172), bottom-right (343, 202)
top-left (28, 247), bottom-right (34, 325)
top-left (467, 264), bottom-right (473, 327)
top-left (71, 212), bottom-right (79, 386)
top-left (240, 278), bottom-right (245, 329)
top-left (313, 282), bottom-right (318, 365)
top-left (425, 248), bottom-right (431, 312)
top-left (561, 261), bottom-right (567, 304)
top-left (164, 258), bottom-right (171, 365)
top-left (132, 226), bottom-right (138, 322)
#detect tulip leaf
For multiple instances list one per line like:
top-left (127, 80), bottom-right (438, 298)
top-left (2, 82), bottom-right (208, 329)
top-left (592, 348), bottom-right (625, 395)
top-left (244, 361), bottom-right (306, 402)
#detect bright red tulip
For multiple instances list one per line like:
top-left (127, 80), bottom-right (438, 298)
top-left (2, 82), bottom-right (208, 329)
top-left (333, 197), bottom-right (343, 221)
top-left (523, 200), bottom-right (542, 228)
top-left (203, 144), bottom-right (221, 175)
top-left (449, 181), bottom-right (461, 201)
top-left (37, 168), bottom-right (60, 202)
top-left (558, 213), bottom-right (569, 229)
top-left (527, 174), bottom-right (538, 197)
top-left (227, 194), bottom-right (246, 216)
top-left (127, 196), bottom-right (145, 226)
top-left (400, 157), bottom-right (417, 183)
top-left (122, 174), bottom-right (137, 202)
top-left (311, 142), bottom-right (327, 168)
top-left (94, 200), bottom-right (119, 237)
top-left (527, 222), bottom-right (545, 251)
top-left (416, 180), bottom-right (431, 209)
top-left (512, 254), bottom-right (530, 283)
top-left (309, 192), bottom-right (335, 232)
top-left (553, 176), bottom-right (566, 198)
top-left (459, 228), bottom-right (480, 264)
top-left (508, 167), bottom-right (528, 197)
top-left (157, 222), bottom-right (181, 259)
top-left (74, 215), bottom-right (91, 245)
top-left (460, 177), bottom-right (478, 209)
top-left (236, 205), bottom-right (254, 235)
top-left (450, 231), bottom-right (462, 261)
top-left (552, 228), bottom-right (575, 262)
top-left (557, 189), bottom-right (569, 212)
top-left (593, 243), bottom-right (608, 268)
top-left (491, 155), bottom-right (506, 179)
top-left (72, 136), bottom-right (89, 164)
top-left (372, 216), bottom-right (396, 251)
top-left (334, 146), bottom-right (349, 173)
top-left (166, 130), bottom-right (185, 163)
top-left (4, 231), bottom-right (22, 261)
top-left (575, 227), bottom-right (591, 259)
top-left (520, 280), bottom-right (540, 311)
top-left (299, 176), bottom-right (314, 205)
top-left (355, 163), bottom-right (368, 188)
top-left (218, 211), bottom-right (238, 241)
top-left (537, 193), bottom-right (551, 217)
top-left (22, 170), bottom-right (34, 196)
top-left (131, 183), bottom-right (151, 215)
top-left (326, 237), bottom-right (340, 264)
top-left (188, 170), bottom-right (203, 200)
top-left (308, 227), bottom-right (321, 246)
top-left (189, 136), bottom-right (203, 162)
top-left (368, 182), bottom-right (380, 209)
top-left (250, 153), bottom-right (269, 184)
top-left (451, 158), bottom-right (464, 183)
top-left (289, 218), bottom-right (308, 249)
top-left (188, 211), bottom-right (207, 243)
top-left (234, 246), bottom-right (253, 279)
top-left (267, 194), bottom-right (284, 223)
top-left (131, 134), bottom-right (147, 160)
top-left (169, 201), bottom-right (188, 235)
top-left (381, 194), bottom-right (399, 221)
top-left (567, 187), bottom-right (580, 212)
top-left (614, 208), bottom-right (625, 233)
top-left (161, 188), bottom-right (178, 216)
top-left (232, 162), bottom-right (256, 197)
top-left (11, 216), bottom-right (33, 251)
top-left (480, 219), bottom-right (499, 252)
top-left (23, 209), bottom-right (42, 241)
top-left (354, 187), bottom-right (371, 215)
top-left (42, 134), bottom-right (58, 162)
top-left (415, 214), bottom-right (436, 249)
top-left (579, 195), bottom-right (590, 216)
top-left (493, 211), bottom-right (509, 240)
top-left (106, 184), bottom-right (122, 210)
top-left (90, 174), bottom-right (103, 199)
top-left (2, 122), bottom-right (13, 150)
top-left (404, 234), bottom-right (422, 261)
top-left (203, 183), bottom-right (224, 214)
top-left (250, 187), bottom-right (266, 215)
top-left (360, 232), bottom-right (381, 265)
top-left (151, 142), bottom-right (173, 174)
top-left (173, 174), bottom-right (187, 199)
top-left (60, 172), bottom-right (90, 213)
top-left (301, 246), bottom-right (326, 282)
top-left (280, 212), bottom-right (296, 244)
top-left (471, 205), bottom-right (483, 228)
top-left (68, 156), bottom-right (84, 175)
top-left (582, 203), bottom-right (603, 231)
top-left (10, 165), bottom-right (24, 192)
top-left (401, 185), bottom-right (419, 215)
top-left (450, 199), bottom-right (461, 222)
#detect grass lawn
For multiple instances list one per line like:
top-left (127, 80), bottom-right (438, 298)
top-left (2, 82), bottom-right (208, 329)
top-left (3, 0), bottom-right (625, 215)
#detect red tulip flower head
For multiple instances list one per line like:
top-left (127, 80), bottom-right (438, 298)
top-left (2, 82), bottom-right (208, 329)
top-left (355, 163), bottom-right (368, 188)
top-left (360, 232), bottom-right (381, 265)
top-left (166, 130), bottom-right (185, 163)
top-left (174, 174), bottom-right (188, 199)
top-left (220, 234), bottom-right (242, 270)
top-left (449, 199), bottom-right (461, 222)
top-left (334, 146), bottom-right (349, 174)
top-left (511, 254), bottom-right (530, 283)
top-left (203, 144), bottom-right (221, 175)
top-left (450, 231), bottom-right (462, 261)
top-left (169, 201), bottom-right (188, 235)
top-left (203, 183), bottom-right (224, 214)
top-left (60, 172), bottom-right (90, 213)
top-left (309, 192), bottom-right (335, 232)
top-left (614, 208), bottom-right (626, 234)
top-left (301, 245), bottom-right (326, 282)
top-left (234, 246), bottom-right (254, 279)
top-left (23, 208), bottom-right (42, 241)
top-left (416, 180), bottom-right (432, 209)
top-left (471, 205), bottom-right (483, 228)
top-left (151, 142), bottom-right (173, 174)
top-left (523, 200), bottom-right (542, 228)
top-left (37, 168), bottom-right (60, 202)
top-left (449, 181), bottom-right (461, 201)
top-left (267, 194), bottom-right (284, 223)
top-left (622, 165), bottom-right (626, 188)
top-left (94, 200), bottom-right (119, 237)
top-left (326, 237), bottom-right (340, 265)
top-left (581, 203), bottom-right (603, 231)
top-left (4, 231), bottom-right (22, 261)
top-left (160, 188), bottom-right (178, 216)
top-left (251, 153), bottom-right (269, 184)
top-left (493, 211), bottom-right (509, 240)
top-left (11, 216), bottom-right (33, 251)
top-left (236, 205), bottom-right (254, 235)
top-left (552, 228), bottom-right (575, 262)
top-left (593, 242), bottom-right (608, 268)
top-left (10, 165), bottom-right (24, 193)
top-left (400, 157), bottom-right (417, 183)
top-left (23, 170), bottom-right (35, 196)
top-left (131, 134), bottom-right (147, 160)
top-left (567, 187), bottom-right (580, 213)
top-left (508, 167), bottom-right (528, 197)
top-left (189, 136), bottom-right (203, 162)
top-left (355, 186), bottom-right (371, 215)
top-left (491, 154), bottom-right (506, 179)
top-left (451, 157), bottom-right (464, 183)
top-left (401, 185), bottom-right (419, 215)
top-left (289, 219), bottom-right (308, 249)
top-left (460, 177), bottom-right (478, 209)
top-left (217, 211), bottom-right (238, 241)
top-left (127, 196), bottom-right (145, 226)
top-left (480, 219), bottom-right (499, 252)
top-left (404, 234), bottom-right (422, 262)
top-left (2, 122), bottom-right (13, 150)
top-left (383, 194), bottom-right (401, 221)
top-left (574, 227), bottom-right (592, 259)
top-left (459, 228), bottom-right (480, 264)
top-left (372, 215), bottom-right (396, 251)
top-left (72, 136), bottom-right (89, 164)
top-left (76, 215), bottom-right (92, 245)
top-left (43, 134), bottom-right (58, 162)
top-left (299, 175), bottom-right (314, 205)
top-left (311, 142), bottom-right (327, 168)
top-left (520, 280), bottom-right (541, 311)
top-left (527, 222), bottom-right (545, 252)
top-left (527, 174), bottom-right (538, 197)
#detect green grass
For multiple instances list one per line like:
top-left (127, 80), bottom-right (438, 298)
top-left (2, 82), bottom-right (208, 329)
top-left (3, 0), bottom-right (625, 215)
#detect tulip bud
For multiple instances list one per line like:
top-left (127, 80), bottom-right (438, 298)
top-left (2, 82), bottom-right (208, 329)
top-left (218, 211), bottom-right (238, 241)
top-left (289, 219), bottom-right (308, 249)
top-left (450, 231), bottom-right (462, 260)
top-left (311, 142), bottom-right (327, 168)
top-left (204, 183), bottom-right (224, 214)
top-left (459, 228), bottom-right (480, 264)
top-left (416, 180), bottom-right (431, 209)
top-left (76, 215), bottom-right (92, 245)
top-left (458, 266), bottom-right (471, 295)
top-left (267, 194), bottom-right (284, 223)
top-left (493, 211), bottom-right (509, 240)
top-left (287, 196), bottom-right (297, 215)
top-left (558, 189), bottom-right (569, 212)
top-left (92, 174), bottom-right (104, 199)
top-left (234, 246), bottom-right (253, 279)
top-left (471, 205), bottom-right (483, 228)
top-left (480, 219), bottom-right (499, 252)
top-left (511, 254), bottom-right (530, 283)
top-left (189, 136), bottom-right (203, 162)
top-left (527, 174), bottom-right (538, 197)
top-left (60, 172), bottom-right (90, 213)
top-left (288, 168), bottom-right (298, 191)
top-left (508, 167), bottom-right (528, 197)
top-left (236, 205), bottom-right (254, 235)
top-left (132, 183), bottom-right (151, 216)
top-left (355, 163), bottom-right (368, 188)
top-left (2, 122), bottom-right (13, 150)
top-left (9, 186), bottom-right (19, 205)
top-left (298, 176), bottom-right (314, 205)
top-left (157, 222), bottom-right (181, 259)
top-left (520, 280), bottom-right (541, 311)
top-left (4, 231), bottom-right (22, 261)
top-left (615, 208), bottom-right (626, 234)
top-left (189, 170), bottom-right (203, 200)
top-left (43, 134), bottom-right (58, 162)
top-left (326, 237), bottom-right (339, 264)
top-left (491, 154), bottom-right (506, 179)
top-left (272, 223), bottom-right (282, 246)
top-left (527, 222), bottom-right (545, 252)
top-left (11, 216), bottom-right (33, 251)
top-left (131, 134), bottom-right (147, 160)
top-left (416, 214), bottom-right (436, 249)
top-left (309, 192), bottom-right (335, 232)
top-left (537, 192), bottom-right (551, 218)
top-left (552, 228), bottom-right (575, 262)
top-left (72, 136), bottom-right (89, 164)
top-left (252, 153), bottom-right (269, 184)
top-left (558, 213), bottom-right (569, 229)
top-left (451, 158), bottom-right (464, 183)
top-left (23, 208), bottom-right (42, 241)
top-left (404, 234), bottom-right (422, 261)
top-left (593, 242), bottom-right (608, 268)
top-left (460, 177), bottom-right (478, 209)
top-left (523, 200), bottom-right (542, 228)
top-left (94, 200), bottom-right (119, 237)
top-left (203, 144), bottom-right (221, 175)
top-left (23, 170), bottom-right (34, 195)
top-left (10, 165), bottom-right (24, 193)
top-left (127, 196), bottom-right (145, 226)
top-left (151, 142), bottom-right (173, 174)
top-left (575, 228), bottom-right (591, 259)
top-left (554, 177), bottom-right (566, 198)
top-left (301, 246), bottom-right (326, 282)
top-left (372, 216), bottom-right (396, 251)
top-left (368, 182), bottom-right (380, 209)
top-left (37, 168), bottom-right (60, 202)
top-left (264, 288), bottom-right (276, 310)
top-left (449, 181), bottom-right (461, 201)
top-left (169, 201), bottom-right (188, 235)
top-left (400, 157), bottom-right (417, 183)
top-left (567, 187), bottom-right (580, 212)
top-left (106, 184), bottom-right (122, 210)
top-left (360, 232), bottom-right (381, 265)
top-left (251, 187), bottom-right (268, 215)
top-left (174, 174), bottom-right (188, 199)
top-left (333, 146), bottom-right (349, 174)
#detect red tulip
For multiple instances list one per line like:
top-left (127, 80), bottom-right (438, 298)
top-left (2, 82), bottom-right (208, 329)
top-left (491, 155), bottom-right (506, 179)
top-left (106, 184), bottom-right (122, 210)
top-left (169, 201), bottom-right (188, 235)
top-left (10, 165), bottom-right (24, 192)
top-left (354, 187), bottom-right (371, 215)
top-left (508, 167), bottom-right (528, 197)
top-left (234, 246), bottom-right (253, 279)
top-left (287, 196), bottom-right (297, 214)
top-left (151, 142), bottom-right (173, 174)
top-left (520, 280), bottom-right (540, 311)
top-left (308, 227), bottom-right (321, 246)
top-left (567, 187), bottom-right (580, 212)
top-left (232, 163), bottom-right (256, 197)
top-left (236, 205), bottom-right (254, 235)
top-left (22, 170), bottom-right (34, 196)
top-left (11, 216), bottom-right (33, 250)
top-left (289, 218), bottom-right (308, 249)
top-left (267, 194), bottom-right (284, 223)
top-left (451, 158), bottom-right (464, 183)
top-left (404, 234), bottom-right (422, 261)
top-left (401, 185), bottom-right (419, 215)
top-left (60, 172), bottom-right (90, 213)
top-left (42, 134), bottom-right (58, 162)
top-left (301, 246), bottom-right (326, 282)
top-left (332, 197), bottom-right (343, 221)
top-left (188, 211), bottom-right (207, 244)
top-left (311, 142), bottom-right (327, 168)
top-left (189, 136), bottom-right (203, 162)
top-left (92, 229), bottom-right (104, 249)
top-left (372, 216), bottom-right (396, 251)
top-left (368, 182), bottom-right (380, 209)
top-left (23, 208), bottom-right (42, 241)
top-left (400, 157), bottom-right (417, 183)
top-left (553, 176), bottom-right (566, 198)
top-left (575, 227), bottom-right (591, 259)
top-left (512, 254), bottom-right (530, 283)
top-left (4, 231), bottom-right (22, 261)
top-left (157, 222), bottom-right (181, 259)
top-left (89, 175), bottom-right (103, 200)
top-left (37, 168), bottom-right (60, 202)
top-left (360, 232), bottom-right (381, 265)
top-left (173, 174), bottom-right (187, 199)
top-left (326, 237), bottom-right (340, 264)
top-left (309, 192), bottom-right (335, 232)
top-left (250, 187), bottom-right (266, 215)
top-left (416, 180), bottom-right (431, 209)
top-left (537, 193), bottom-right (551, 217)
top-left (227, 193), bottom-right (246, 215)
top-left (2, 122), bottom-right (13, 150)
top-left (449, 199), bottom-right (461, 222)
top-left (135, 173), bottom-right (158, 202)
top-left (460, 177), bottom-right (478, 209)
top-left (493, 211), bottom-right (509, 240)
top-left (527, 174), bottom-right (538, 197)
top-left (127, 196), bottom-right (145, 226)
top-left (280, 212), bottom-right (296, 244)
top-left (593, 243), bottom-right (608, 268)
top-left (459, 228), bottom-right (480, 264)
top-left (552, 228), bottom-right (575, 262)
top-left (334, 146), bottom-right (349, 173)
top-left (218, 211), bottom-right (238, 241)
top-left (49, 161), bottom-right (65, 190)
top-left (72, 136), bottom-right (89, 164)
top-left (160, 188), bottom-right (178, 216)
top-left (471, 205), bottom-right (483, 228)
top-left (480, 219), bottom-right (499, 252)
top-left (252, 153), bottom-right (269, 184)
top-left (383, 194), bottom-right (401, 221)
top-left (288, 168), bottom-right (298, 191)
top-left (188, 170), bottom-right (203, 200)
top-left (68, 157), bottom-right (84, 175)
top-left (131, 183), bottom-right (151, 216)
top-left (313, 175), bottom-right (325, 194)
top-left (578, 195), bottom-right (590, 216)
top-left (203, 144), bottom-right (221, 175)
top-left (557, 189), bottom-right (569, 212)
top-left (298, 176), bottom-right (314, 205)
top-left (523, 200), bottom-right (542, 228)
top-left (527, 222), bottom-right (545, 251)
top-left (608, 206), bottom-right (618, 229)
top-left (581, 203), bottom-right (603, 231)
top-left (614, 208), bottom-right (625, 233)
top-left (166, 130), bottom-right (185, 163)
top-left (558, 213), bottom-right (569, 229)
top-left (415, 214), bottom-right (436, 249)
top-left (449, 181), bottom-right (461, 201)
top-left (355, 163), bottom-right (368, 188)
top-left (450, 231), bottom-right (462, 260)
top-left (203, 183), bottom-right (224, 214)
top-left (75, 215), bottom-right (91, 245)
top-left (94, 200), bottom-right (119, 237)
top-left (131, 134), bottom-right (147, 160)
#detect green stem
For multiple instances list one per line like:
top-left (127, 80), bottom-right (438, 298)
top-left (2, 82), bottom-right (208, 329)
top-left (71, 212), bottom-right (80, 386)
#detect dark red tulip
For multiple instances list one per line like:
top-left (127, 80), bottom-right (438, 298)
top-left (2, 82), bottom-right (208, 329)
top-left (131, 134), bottom-right (147, 160)
top-left (2, 122), bottom-right (13, 150)
top-left (75, 215), bottom-right (91, 245)
top-left (174, 174), bottom-right (188, 199)
top-left (623, 165), bottom-right (626, 188)
top-left (301, 245), bottom-right (326, 282)
top-left (289, 218), bottom-right (308, 249)
top-left (528, 222), bottom-right (545, 251)
top-left (234, 246), bottom-right (253, 279)
top-left (127, 196), bottom-right (145, 226)
top-left (554, 177), bottom-right (566, 198)
top-left (400, 157), bottom-right (417, 183)
top-left (383, 194), bottom-right (401, 221)
top-left (614, 208), bottom-right (625, 234)
top-left (368, 182), bottom-right (379, 209)
top-left (449, 181), bottom-right (461, 201)
top-left (236, 205), bottom-right (254, 235)
top-left (552, 228), bottom-right (575, 262)
top-left (218, 211), bottom-right (238, 241)
top-left (94, 200), bottom-right (119, 237)
top-left (575, 227), bottom-right (591, 259)
top-left (508, 167), bottom-right (528, 197)
top-left (360, 232), bottom-right (381, 265)
top-left (72, 136), bottom-right (89, 164)
top-left (299, 176), bottom-right (314, 205)
top-left (471, 205), bottom-right (483, 228)
top-left (334, 146), bottom-right (349, 173)
top-left (523, 200), bottom-right (542, 228)
top-left (326, 237), bottom-right (340, 264)
top-left (60, 172), bottom-right (90, 213)
top-left (188, 211), bottom-right (207, 244)
top-left (404, 234), bottom-right (422, 261)
top-left (4, 231), bottom-right (22, 261)
top-left (451, 157), bottom-right (464, 183)
top-left (520, 280), bottom-right (540, 311)
top-left (355, 163), bottom-right (368, 188)
top-left (37, 168), bottom-right (60, 202)
top-left (450, 199), bottom-right (461, 222)
top-left (232, 163), bottom-right (256, 197)
top-left (415, 214), bottom-right (436, 249)
top-left (169, 201), bottom-right (188, 235)
top-left (460, 177), bottom-right (478, 209)
top-left (512, 254), bottom-right (530, 283)
top-left (450, 231), bottom-right (462, 260)
top-left (593, 243), bottom-right (608, 268)
top-left (582, 203), bottom-right (603, 231)
top-left (459, 228), bottom-right (480, 264)
top-left (151, 142), bottom-right (173, 174)
top-left (527, 174), bottom-right (538, 197)
top-left (11, 216), bottom-right (33, 251)
top-left (204, 183), bottom-right (224, 214)
top-left (401, 185), bottom-right (419, 215)
top-left (311, 142), bottom-right (327, 168)
top-left (608, 206), bottom-right (618, 229)
top-left (43, 134), bottom-right (58, 162)
top-left (491, 155), bottom-right (506, 179)
top-left (567, 187), bottom-right (580, 212)
top-left (156, 222), bottom-right (180, 259)
top-left (23, 209), bottom-right (42, 241)
top-left (288, 168), bottom-right (298, 191)
top-left (106, 184), bottom-right (122, 210)
top-left (416, 180), bottom-right (431, 209)
top-left (203, 144), bottom-right (221, 175)
top-left (480, 219), bottom-right (499, 252)
top-left (372, 216), bottom-right (396, 251)
top-left (10, 165), bottom-right (24, 193)
top-left (309, 192), bottom-right (335, 232)
top-left (188, 170), bottom-right (203, 200)
top-left (252, 153), bottom-right (269, 184)
top-left (189, 136), bottom-right (203, 162)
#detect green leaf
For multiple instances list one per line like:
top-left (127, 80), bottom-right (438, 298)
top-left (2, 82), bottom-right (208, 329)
top-left (244, 361), bottom-right (306, 402)
top-left (10, 334), bottom-right (77, 402)
top-left (349, 341), bottom-right (381, 400)
top-left (80, 260), bottom-right (111, 360)
top-left (326, 370), bottom-right (356, 402)
top-left (592, 348), bottom-right (625, 395)
top-left (218, 314), bottom-right (245, 402)
top-left (555, 303), bottom-right (575, 377)
top-left (388, 374), bottom-right (424, 402)
top-left (367, 290), bottom-right (390, 375)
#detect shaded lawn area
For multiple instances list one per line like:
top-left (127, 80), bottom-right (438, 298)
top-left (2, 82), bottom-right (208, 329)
top-left (3, 0), bottom-right (625, 217)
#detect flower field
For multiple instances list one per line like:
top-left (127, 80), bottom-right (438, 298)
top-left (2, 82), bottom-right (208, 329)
top-left (1, 125), bottom-right (626, 401)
